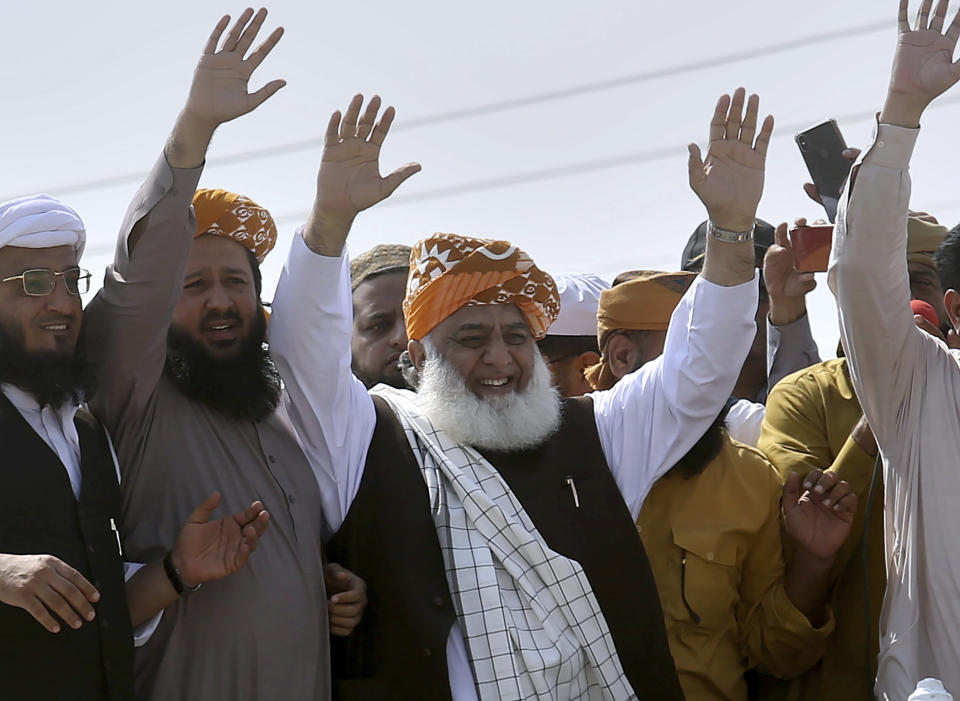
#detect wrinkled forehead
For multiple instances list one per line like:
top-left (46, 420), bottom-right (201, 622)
top-left (433, 302), bottom-right (529, 336)
top-left (0, 244), bottom-right (78, 276)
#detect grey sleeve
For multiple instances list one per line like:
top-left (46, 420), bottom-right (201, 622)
top-left (766, 313), bottom-right (821, 392)
top-left (84, 152), bottom-right (204, 432)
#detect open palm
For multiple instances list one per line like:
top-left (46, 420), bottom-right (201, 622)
top-left (889, 0), bottom-right (960, 105)
top-left (782, 472), bottom-right (856, 562)
top-left (174, 492), bottom-right (270, 587)
top-left (184, 8), bottom-right (286, 127)
top-left (313, 95), bottom-right (421, 223)
top-left (688, 89), bottom-right (773, 231)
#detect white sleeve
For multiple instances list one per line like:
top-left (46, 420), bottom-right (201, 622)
top-left (828, 123), bottom-right (931, 451)
top-left (592, 273), bottom-right (759, 519)
top-left (725, 399), bottom-right (765, 447)
top-left (269, 232), bottom-right (376, 536)
top-left (121, 563), bottom-right (161, 647)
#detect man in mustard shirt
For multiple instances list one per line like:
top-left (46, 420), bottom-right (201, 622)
top-left (586, 269), bottom-right (855, 701)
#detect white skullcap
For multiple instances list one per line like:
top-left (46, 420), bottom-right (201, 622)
top-left (0, 194), bottom-right (86, 257)
top-left (548, 273), bottom-right (610, 336)
top-left (909, 679), bottom-right (954, 701)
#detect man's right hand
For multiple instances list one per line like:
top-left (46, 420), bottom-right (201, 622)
top-left (303, 94), bottom-right (421, 256)
top-left (166, 7), bottom-right (286, 169)
top-left (881, 0), bottom-right (960, 128)
top-left (0, 553), bottom-right (100, 633)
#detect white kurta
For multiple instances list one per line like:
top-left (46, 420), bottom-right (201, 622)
top-left (270, 232), bottom-right (759, 699)
top-left (829, 122), bottom-right (960, 700)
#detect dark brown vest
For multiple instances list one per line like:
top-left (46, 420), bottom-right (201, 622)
top-left (327, 396), bottom-right (683, 700)
top-left (0, 394), bottom-right (135, 701)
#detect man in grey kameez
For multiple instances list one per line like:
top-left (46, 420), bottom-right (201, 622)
top-left (82, 10), bottom-right (338, 700)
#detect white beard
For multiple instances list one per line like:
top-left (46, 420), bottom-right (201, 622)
top-left (416, 343), bottom-right (562, 452)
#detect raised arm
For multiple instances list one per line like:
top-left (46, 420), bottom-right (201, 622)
top-left (829, 0), bottom-right (960, 444)
top-left (594, 89), bottom-right (765, 516)
top-left (270, 96), bottom-right (420, 535)
top-left (84, 8), bottom-right (285, 429)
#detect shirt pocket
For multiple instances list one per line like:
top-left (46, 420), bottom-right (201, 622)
top-left (671, 527), bottom-right (740, 631)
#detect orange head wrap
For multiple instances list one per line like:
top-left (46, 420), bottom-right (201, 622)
top-left (192, 188), bottom-right (277, 264)
top-left (585, 270), bottom-right (697, 391)
top-left (402, 233), bottom-right (560, 342)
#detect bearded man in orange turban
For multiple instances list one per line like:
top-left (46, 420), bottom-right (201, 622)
top-left (268, 89), bottom-right (802, 700)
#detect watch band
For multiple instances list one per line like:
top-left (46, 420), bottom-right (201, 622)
top-left (163, 551), bottom-right (202, 596)
top-left (707, 221), bottom-right (755, 243)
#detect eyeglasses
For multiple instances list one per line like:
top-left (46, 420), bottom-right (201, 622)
top-left (1, 268), bottom-right (91, 296)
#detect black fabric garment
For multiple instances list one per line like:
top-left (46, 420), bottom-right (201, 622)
top-left (327, 395), bottom-right (684, 700)
top-left (0, 394), bottom-right (135, 701)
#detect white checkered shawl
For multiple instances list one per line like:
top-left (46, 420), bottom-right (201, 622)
top-left (373, 387), bottom-right (636, 701)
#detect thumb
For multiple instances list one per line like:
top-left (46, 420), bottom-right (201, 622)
top-left (187, 491), bottom-right (221, 525)
top-left (381, 162), bottom-right (422, 199)
top-left (248, 79), bottom-right (287, 111)
top-left (687, 143), bottom-right (704, 189)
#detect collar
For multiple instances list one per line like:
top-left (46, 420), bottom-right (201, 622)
top-left (1, 382), bottom-right (79, 420)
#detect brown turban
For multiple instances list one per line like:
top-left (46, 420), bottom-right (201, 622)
top-left (350, 244), bottom-right (412, 291)
top-left (403, 233), bottom-right (560, 342)
top-left (192, 188), bottom-right (277, 264)
top-left (585, 270), bottom-right (697, 391)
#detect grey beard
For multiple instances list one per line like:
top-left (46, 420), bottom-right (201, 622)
top-left (416, 342), bottom-right (562, 452)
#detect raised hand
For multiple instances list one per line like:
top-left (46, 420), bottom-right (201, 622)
top-left (782, 470), bottom-right (857, 562)
top-left (171, 492), bottom-right (270, 588)
top-left (304, 94), bottom-right (421, 256)
top-left (166, 8), bottom-right (285, 168)
top-left (184, 8), bottom-right (285, 129)
top-left (882, 0), bottom-right (960, 127)
top-left (764, 222), bottom-right (817, 325)
top-left (688, 88), bottom-right (774, 233)
top-left (0, 553), bottom-right (100, 633)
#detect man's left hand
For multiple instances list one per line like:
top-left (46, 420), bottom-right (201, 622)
top-left (171, 492), bottom-right (270, 588)
top-left (764, 222), bottom-right (817, 326)
top-left (324, 563), bottom-right (367, 636)
top-left (782, 470), bottom-right (857, 562)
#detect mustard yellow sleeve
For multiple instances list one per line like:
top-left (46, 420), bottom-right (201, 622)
top-left (759, 377), bottom-right (832, 483)
top-left (737, 467), bottom-right (835, 679)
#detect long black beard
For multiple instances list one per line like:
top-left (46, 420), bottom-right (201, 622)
top-left (669, 406), bottom-right (730, 480)
top-left (163, 310), bottom-right (281, 422)
top-left (0, 322), bottom-right (95, 408)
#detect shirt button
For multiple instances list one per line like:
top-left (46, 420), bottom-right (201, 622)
top-left (877, 140), bottom-right (885, 148)
top-left (433, 596), bottom-right (444, 608)
top-left (636, 526), bottom-right (642, 534)
top-left (288, 495), bottom-right (296, 504)
top-left (268, 455), bottom-right (276, 463)
top-left (88, 544), bottom-right (95, 553)
top-left (707, 552), bottom-right (715, 561)
top-left (422, 648), bottom-right (432, 658)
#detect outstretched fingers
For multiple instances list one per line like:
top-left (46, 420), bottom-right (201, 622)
top-left (753, 114), bottom-right (774, 157)
top-left (930, 0), bottom-right (949, 32)
top-left (946, 3), bottom-right (960, 41)
top-left (709, 94), bottom-right (731, 143)
top-left (234, 7), bottom-right (268, 56)
top-left (248, 79), bottom-right (287, 111)
top-left (369, 105), bottom-right (397, 146)
top-left (899, 0), bottom-right (911, 33)
top-left (739, 93), bottom-right (759, 145)
top-left (724, 87), bottom-right (746, 141)
top-left (357, 96), bottom-right (382, 141)
top-left (186, 492), bottom-right (222, 525)
top-left (917, 0), bottom-right (934, 30)
top-left (340, 94), bottom-right (364, 141)
top-left (325, 111), bottom-right (342, 146)
top-left (245, 26), bottom-right (285, 72)
top-left (221, 8), bottom-right (255, 52)
top-left (203, 15), bottom-right (231, 54)
top-left (686, 143), bottom-right (705, 190)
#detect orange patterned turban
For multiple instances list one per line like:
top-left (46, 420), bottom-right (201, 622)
top-left (403, 233), bottom-right (560, 342)
top-left (192, 189), bottom-right (277, 264)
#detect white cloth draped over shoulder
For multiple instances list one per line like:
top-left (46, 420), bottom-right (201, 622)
top-left (374, 385), bottom-right (634, 701)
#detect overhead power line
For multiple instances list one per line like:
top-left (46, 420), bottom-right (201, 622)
top-left (267, 94), bottom-right (960, 224)
top-left (7, 18), bottom-right (892, 202)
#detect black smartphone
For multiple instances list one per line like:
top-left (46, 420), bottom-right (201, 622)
top-left (795, 120), bottom-right (852, 223)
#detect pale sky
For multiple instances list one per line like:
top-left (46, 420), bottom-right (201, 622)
top-left (5, 0), bottom-right (960, 357)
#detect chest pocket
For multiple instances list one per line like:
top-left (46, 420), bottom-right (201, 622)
top-left (671, 527), bottom-right (740, 630)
